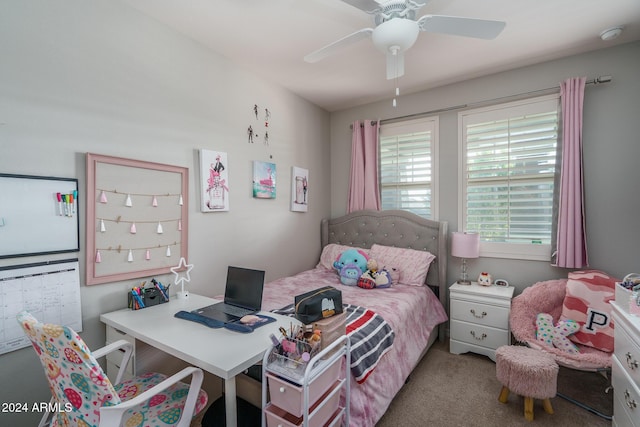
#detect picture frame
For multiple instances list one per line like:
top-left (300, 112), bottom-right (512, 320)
top-left (86, 153), bottom-right (188, 285)
top-left (253, 160), bottom-right (276, 199)
top-left (200, 149), bottom-right (229, 212)
top-left (290, 166), bottom-right (308, 212)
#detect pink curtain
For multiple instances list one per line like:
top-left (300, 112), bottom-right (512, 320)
top-left (347, 120), bottom-right (380, 213)
top-left (553, 77), bottom-right (589, 268)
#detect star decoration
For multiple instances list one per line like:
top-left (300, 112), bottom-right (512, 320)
top-left (171, 257), bottom-right (193, 289)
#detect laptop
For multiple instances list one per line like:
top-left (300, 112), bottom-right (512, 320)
top-left (192, 266), bottom-right (265, 323)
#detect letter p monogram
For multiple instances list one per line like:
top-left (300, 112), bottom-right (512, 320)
top-left (583, 308), bottom-right (609, 334)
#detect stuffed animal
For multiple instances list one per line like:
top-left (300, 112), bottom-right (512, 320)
top-left (357, 264), bottom-right (394, 289)
top-left (333, 249), bottom-right (369, 276)
top-left (386, 266), bottom-right (400, 285)
top-left (366, 259), bottom-right (378, 276)
top-left (339, 263), bottom-right (362, 286)
top-left (357, 259), bottom-right (379, 289)
top-left (478, 272), bottom-right (492, 286)
top-left (536, 312), bottom-right (580, 354)
top-left (357, 273), bottom-right (376, 289)
top-left (374, 269), bottom-right (393, 288)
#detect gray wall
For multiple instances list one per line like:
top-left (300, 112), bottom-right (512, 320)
top-left (1, 1), bottom-right (638, 425)
top-left (0, 1), bottom-right (330, 425)
top-left (330, 42), bottom-right (640, 293)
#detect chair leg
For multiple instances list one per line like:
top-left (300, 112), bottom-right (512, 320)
top-left (498, 386), bottom-right (510, 403)
top-left (524, 397), bottom-right (534, 421)
top-left (542, 398), bottom-right (554, 415)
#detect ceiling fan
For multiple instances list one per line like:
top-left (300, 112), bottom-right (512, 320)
top-left (304, 0), bottom-right (506, 80)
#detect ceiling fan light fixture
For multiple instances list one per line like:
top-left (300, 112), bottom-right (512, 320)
top-left (372, 18), bottom-right (420, 54)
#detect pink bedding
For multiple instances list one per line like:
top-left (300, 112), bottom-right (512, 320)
top-left (262, 266), bottom-right (448, 427)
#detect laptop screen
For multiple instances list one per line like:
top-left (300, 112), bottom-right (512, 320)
top-left (224, 266), bottom-right (265, 310)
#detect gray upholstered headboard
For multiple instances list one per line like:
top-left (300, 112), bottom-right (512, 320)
top-left (321, 209), bottom-right (448, 310)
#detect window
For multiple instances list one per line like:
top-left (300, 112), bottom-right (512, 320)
top-left (458, 95), bottom-right (559, 260)
top-left (379, 117), bottom-right (438, 219)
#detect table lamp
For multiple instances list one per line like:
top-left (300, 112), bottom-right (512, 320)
top-left (171, 257), bottom-right (193, 299)
top-left (451, 232), bottom-right (480, 285)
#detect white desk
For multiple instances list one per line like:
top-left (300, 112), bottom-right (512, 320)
top-left (100, 294), bottom-right (297, 427)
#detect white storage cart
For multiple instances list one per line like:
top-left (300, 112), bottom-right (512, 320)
top-left (262, 334), bottom-right (350, 427)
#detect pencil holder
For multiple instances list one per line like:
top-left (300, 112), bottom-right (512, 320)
top-left (128, 280), bottom-right (170, 310)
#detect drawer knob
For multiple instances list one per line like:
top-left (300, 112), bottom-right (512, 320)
top-left (470, 331), bottom-right (487, 341)
top-left (624, 390), bottom-right (637, 410)
top-left (279, 387), bottom-right (285, 393)
top-left (470, 309), bottom-right (487, 319)
top-left (626, 352), bottom-right (639, 370)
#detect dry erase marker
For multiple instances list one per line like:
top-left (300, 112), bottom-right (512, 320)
top-left (61, 194), bottom-right (68, 216)
top-left (72, 190), bottom-right (78, 214)
top-left (56, 193), bottom-right (63, 215)
top-left (68, 193), bottom-right (74, 216)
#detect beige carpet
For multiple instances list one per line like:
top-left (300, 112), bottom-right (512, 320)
top-left (376, 340), bottom-right (613, 427)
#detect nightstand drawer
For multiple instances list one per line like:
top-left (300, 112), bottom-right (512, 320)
top-left (450, 300), bottom-right (510, 329)
top-left (450, 319), bottom-right (510, 349)
top-left (613, 356), bottom-right (640, 427)
top-left (615, 320), bottom-right (640, 388)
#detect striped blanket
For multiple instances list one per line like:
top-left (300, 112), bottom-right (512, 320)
top-left (272, 303), bottom-right (395, 383)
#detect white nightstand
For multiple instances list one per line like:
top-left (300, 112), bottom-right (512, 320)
top-left (449, 281), bottom-right (515, 361)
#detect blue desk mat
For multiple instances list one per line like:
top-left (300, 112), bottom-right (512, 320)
top-left (174, 310), bottom-right (276, 333)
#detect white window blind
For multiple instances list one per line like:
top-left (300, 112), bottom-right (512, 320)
top-left (379, 117), bottom-right (438, 219)
top-left (459, 95), bottom-right (559, 260)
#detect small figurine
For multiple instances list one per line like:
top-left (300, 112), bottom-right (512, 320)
top-left (478, 271), bottom-right (492, 286)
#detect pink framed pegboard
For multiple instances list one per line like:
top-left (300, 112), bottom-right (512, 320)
top-left (86, 153), bottom-right (188, 285)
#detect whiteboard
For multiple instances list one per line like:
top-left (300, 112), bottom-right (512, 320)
top-left (0, 259), bottom-right (82, 355)
top-left (0, 174), bottom-right (80, 259)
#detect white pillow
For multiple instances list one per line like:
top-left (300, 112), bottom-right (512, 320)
top-left (369, 244), bottom-right (435, 286)
top-left (317, 244), bottom-right (370, 271)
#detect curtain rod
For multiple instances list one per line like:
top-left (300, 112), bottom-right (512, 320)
top-left (350, 75), bottom-right (612, 128)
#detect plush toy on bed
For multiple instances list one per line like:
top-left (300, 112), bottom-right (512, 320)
top-left (340, 263), bottom-right (363, 286)
top-left (357, 259), bottom-right (379, 289)
top-left (333, 248), bottom-right (369, 286)
top-left (357, 259), bottom-right (395, 289)
top-left (535, 312), bottom-right (581, 354)
top-left (374, 269), bottom-right (393, 288)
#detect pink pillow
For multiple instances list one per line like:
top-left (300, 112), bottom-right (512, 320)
top-left (560, 270), bottom-right (619, 353)
top-left (369, 244), bottom-right (435, 286)
top-left (317, 244), bottom-right (370, 271)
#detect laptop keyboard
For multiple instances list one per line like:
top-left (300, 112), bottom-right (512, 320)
top-left (223, 304), bottom-right (254, 317)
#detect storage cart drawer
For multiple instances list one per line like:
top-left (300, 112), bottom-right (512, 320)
top-left (265, 379), bottom-right (343, 427)
top-left (267, 357), bottom-right (341, 418)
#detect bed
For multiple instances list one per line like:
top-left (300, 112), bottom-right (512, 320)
top-left (261, 209), bottom-right (449, 427)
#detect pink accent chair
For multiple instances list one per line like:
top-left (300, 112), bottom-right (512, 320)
top-left (509, 279), bottom-right (612, 419)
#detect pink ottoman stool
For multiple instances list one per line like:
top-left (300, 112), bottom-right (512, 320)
top-left (496, 345), bottom-right (559, 421)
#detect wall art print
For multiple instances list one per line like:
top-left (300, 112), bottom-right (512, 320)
top-left (290, 166), bottom-right (308, 212)
top-left (253, 161), bottom-right (276, 199)
top-left (200, 149), bottom-right (229, 212)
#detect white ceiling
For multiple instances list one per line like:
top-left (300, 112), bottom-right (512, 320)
top-left (121, 0), bottom-right (640, 112)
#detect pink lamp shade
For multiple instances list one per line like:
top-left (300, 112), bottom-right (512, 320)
top-left (451, 232), bottom-right (480, 259)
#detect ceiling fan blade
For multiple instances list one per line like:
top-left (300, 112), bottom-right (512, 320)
top-left (340, 0), bottom-right (383, 14)
top-left (304, 28), bottom-right (374, 63)
top-left (386, 50), bottom-right (405, 80)
top-left (417, 15), bottom-right (506, 40)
